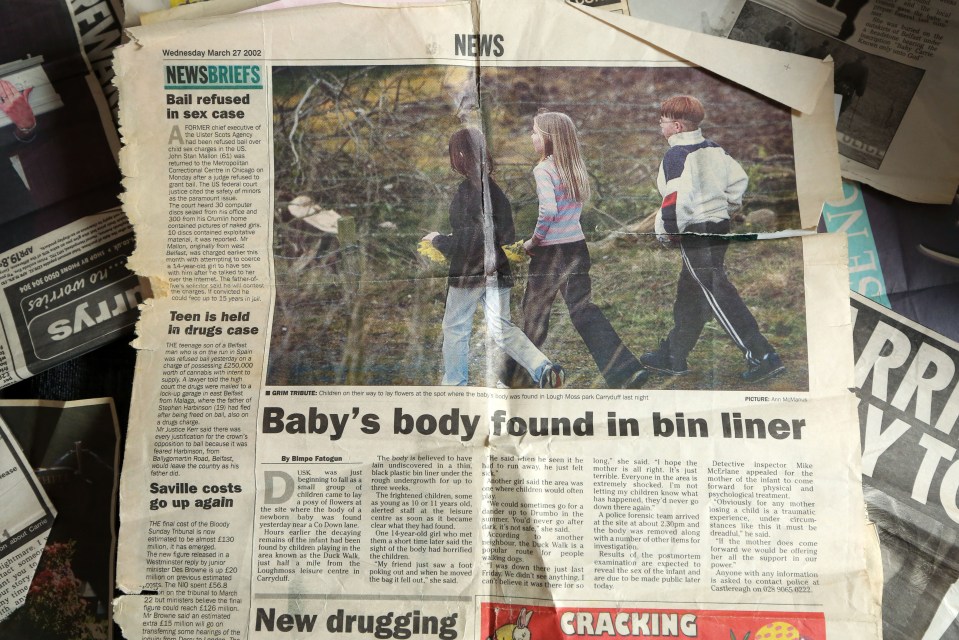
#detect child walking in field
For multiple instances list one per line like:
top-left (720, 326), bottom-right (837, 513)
top-left (642, 95), bottom-right (785, 382)
top-left (509, 111), bottom-right (648, 389)
top-left (423, 127), bottom-right (565, 388)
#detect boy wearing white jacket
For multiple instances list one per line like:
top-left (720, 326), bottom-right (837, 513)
top-left (644, 95), bottom-right (785, 383)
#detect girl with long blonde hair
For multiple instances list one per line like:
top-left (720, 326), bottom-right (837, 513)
top-left (509, 111), bottom-right (647, 389)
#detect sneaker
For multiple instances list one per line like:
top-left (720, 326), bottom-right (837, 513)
top-left (538, 364), bottom-right (565, 389)
top-left (639, 340), bottom-right (690, 375)
top-left (621, 368), bottom-right (650, 389)
top-left (741, 352), bottom-right (786, 383)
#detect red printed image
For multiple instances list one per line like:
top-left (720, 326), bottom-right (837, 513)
top-left (480, 603), bottom-right (825, 640)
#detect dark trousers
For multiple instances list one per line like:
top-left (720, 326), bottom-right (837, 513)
top-left (506, 240), bottom-right (642, 387)
top-left (666, 221), bottom-right (772, 365)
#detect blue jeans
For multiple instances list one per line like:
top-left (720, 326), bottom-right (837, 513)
top-left (442, 285), bottom-right (550, 386)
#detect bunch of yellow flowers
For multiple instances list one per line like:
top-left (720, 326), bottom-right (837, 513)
top-left (501, 240), bottom-right (528, 265)
top-left (418, 239), bottom-right (529, 266)
top-left (417, 239), bottom-right (448, 265)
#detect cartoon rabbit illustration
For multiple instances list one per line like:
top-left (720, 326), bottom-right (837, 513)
top-left (488, 608), bottom-right (533, 640)
top-left (512, 609), bottom-right (533, 640)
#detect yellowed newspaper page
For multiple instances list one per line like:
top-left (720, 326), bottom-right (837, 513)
top-left (113, 2), bottom-right (878, 639)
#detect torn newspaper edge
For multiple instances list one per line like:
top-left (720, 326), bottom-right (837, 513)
top-left (113, 2), bottom-right (878, 639)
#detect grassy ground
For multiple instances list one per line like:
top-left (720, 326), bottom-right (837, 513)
top-left (268, 233), bottom-right (808, 391)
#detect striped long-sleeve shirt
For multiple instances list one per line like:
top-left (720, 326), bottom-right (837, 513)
top-left (531, 156), bottom-right (586, 246)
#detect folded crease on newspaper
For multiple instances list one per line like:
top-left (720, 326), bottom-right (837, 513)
top-left (113, 1), bottom-right (880, 639)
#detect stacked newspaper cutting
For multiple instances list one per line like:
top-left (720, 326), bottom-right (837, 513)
top-left (0, 0), bottom-right (137, 390)
top-left (2, 0), bottom-right (957, 638)
top-left (107, 0), bottom-right (959, 639)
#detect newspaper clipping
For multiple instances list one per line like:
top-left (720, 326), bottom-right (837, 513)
top-left (822, 183), bottom-right (959, 638)
top-left (127, 0), bottom-right (630, 28)
top-left (0, 412), bottom-right (56, 623)
top-left (0, 0), bottom-right (139, 389)
top-left (0, 398), bottom-right (120, 638)
top-left (613, 0), bottom-right (959, 204)
top-left (852, 295), bottom-right (959, 639)
top-left (113, 2), bottom-right (878, 639)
